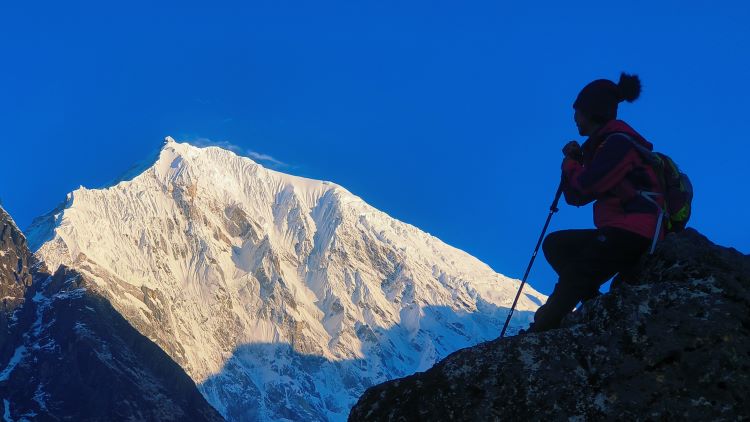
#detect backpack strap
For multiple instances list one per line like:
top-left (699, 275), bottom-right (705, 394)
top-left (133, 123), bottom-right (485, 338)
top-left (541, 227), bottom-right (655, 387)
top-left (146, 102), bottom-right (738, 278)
top-left (607, 132), bottom-right (666, 255)
top-left (637, 190), bottom-right (666, 254)
top-left (607, 132), bottom-right (660, 165)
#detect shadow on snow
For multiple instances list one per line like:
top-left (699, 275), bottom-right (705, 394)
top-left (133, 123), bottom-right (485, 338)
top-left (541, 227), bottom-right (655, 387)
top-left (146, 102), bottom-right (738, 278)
top-left (197, 304), bottom-right (534, 421)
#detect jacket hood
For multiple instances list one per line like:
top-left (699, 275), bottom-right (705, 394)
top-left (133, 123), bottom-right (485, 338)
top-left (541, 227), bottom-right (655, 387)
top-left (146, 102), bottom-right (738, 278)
top-left (597, 119), bottom-right (653, 151)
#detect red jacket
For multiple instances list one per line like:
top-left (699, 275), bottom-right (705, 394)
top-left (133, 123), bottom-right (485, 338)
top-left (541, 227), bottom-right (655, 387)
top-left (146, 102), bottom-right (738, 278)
top-left (562, 120), bottom-right (664, 240)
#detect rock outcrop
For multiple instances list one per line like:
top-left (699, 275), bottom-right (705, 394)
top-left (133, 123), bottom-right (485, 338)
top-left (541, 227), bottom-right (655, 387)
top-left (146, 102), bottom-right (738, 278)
top-left (0, 207), bottom-right (35, 370)
top-left (0, 207), bottom-right (33, 306)
top-left (350, 229), bottom-right (750, 420)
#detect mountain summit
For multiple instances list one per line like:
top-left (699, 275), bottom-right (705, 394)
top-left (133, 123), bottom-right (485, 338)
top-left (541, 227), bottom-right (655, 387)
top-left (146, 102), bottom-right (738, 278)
top-left (28, 139), bottom-right (545, 420)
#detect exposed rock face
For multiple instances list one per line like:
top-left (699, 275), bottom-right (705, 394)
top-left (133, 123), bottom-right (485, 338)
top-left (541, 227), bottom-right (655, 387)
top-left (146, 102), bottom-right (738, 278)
top-left (0, 207), bottom-right (35, 372)
top-left (0, 207), bottom-right (33, 314)
top-left (0, 206), bottom-right (224, 421)
top-left (350, 229), bottom-right (750, 420)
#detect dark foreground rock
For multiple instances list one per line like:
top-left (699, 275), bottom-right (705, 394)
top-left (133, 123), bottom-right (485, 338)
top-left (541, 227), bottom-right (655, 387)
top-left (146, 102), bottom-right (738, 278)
top-left (0, 206), bottom-right (224, 421)
top-left (350, 229), bottom-right (750, 421)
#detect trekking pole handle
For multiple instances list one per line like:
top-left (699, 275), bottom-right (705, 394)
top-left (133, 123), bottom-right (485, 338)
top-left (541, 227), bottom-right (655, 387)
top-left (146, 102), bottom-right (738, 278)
top-left (500, 180), bottom-right (564, 338)
top-left (549, 179), bottom-right (564, 212)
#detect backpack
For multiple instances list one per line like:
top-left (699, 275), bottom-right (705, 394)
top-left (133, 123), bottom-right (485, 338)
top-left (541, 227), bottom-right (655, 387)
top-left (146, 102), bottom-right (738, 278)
top-left (650, 153), bottom-right (693, 233)
top-left (612, 133), bottom-right (694, 251)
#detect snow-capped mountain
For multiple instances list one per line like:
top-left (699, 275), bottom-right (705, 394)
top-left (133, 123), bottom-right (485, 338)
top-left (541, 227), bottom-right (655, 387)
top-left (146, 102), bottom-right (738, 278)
top-left (28, 137), bottom-right (545, 421)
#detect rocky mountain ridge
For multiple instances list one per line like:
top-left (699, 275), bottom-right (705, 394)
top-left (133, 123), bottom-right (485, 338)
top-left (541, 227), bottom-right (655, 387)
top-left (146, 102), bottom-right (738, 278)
top-left (0, 205), bottom-right (224, 420)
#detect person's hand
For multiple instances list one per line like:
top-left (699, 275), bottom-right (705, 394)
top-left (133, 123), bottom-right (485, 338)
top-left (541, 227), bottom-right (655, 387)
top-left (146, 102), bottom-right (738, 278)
top-left (562, 140), bottom-right (583, 163)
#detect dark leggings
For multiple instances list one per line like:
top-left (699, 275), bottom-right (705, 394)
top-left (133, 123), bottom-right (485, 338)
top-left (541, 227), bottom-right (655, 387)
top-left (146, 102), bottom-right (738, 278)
top-left (531, 227), bottom-right (650, 332)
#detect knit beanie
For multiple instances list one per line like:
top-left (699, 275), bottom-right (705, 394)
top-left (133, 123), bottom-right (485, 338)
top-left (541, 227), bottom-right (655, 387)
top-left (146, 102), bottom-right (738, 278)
top-left (573, 73), bottom-right (642, 122)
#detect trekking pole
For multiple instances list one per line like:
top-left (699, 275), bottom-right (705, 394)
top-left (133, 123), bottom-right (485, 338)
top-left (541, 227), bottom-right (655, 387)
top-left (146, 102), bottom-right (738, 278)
top-left (500, 180), bottom-right (564, 338)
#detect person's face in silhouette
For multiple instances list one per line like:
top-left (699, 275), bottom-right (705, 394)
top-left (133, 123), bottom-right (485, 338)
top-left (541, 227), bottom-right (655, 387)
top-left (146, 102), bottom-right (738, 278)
top-left (574, 109), bottom-right (599, 137)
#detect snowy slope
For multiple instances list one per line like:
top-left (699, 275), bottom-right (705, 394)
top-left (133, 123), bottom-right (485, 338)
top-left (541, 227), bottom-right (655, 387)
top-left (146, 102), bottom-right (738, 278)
top-left (29, 137), bottom-right (546, 421)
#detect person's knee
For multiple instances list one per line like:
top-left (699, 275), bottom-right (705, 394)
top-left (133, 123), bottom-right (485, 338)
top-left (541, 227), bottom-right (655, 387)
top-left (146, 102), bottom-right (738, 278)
top-left (543, 231), bottom-right (565, 261)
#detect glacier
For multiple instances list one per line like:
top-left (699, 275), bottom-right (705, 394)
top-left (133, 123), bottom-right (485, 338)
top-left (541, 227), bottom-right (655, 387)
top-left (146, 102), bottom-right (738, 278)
top-left (28, 137), bottom-right (546, 421)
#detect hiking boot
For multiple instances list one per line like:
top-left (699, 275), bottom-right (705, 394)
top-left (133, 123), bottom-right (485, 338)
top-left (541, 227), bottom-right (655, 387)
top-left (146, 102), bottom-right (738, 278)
top-left (516, 323), bottom-right (536, 336)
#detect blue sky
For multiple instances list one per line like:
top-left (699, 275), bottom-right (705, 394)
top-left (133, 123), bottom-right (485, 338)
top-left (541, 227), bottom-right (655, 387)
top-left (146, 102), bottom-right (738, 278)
top-left (1, 1), bottom-right (748, 295)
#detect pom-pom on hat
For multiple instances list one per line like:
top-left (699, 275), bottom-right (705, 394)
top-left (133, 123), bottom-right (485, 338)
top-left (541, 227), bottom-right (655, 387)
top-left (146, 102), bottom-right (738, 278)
top-left (573, 73), bottom-right (642, 122)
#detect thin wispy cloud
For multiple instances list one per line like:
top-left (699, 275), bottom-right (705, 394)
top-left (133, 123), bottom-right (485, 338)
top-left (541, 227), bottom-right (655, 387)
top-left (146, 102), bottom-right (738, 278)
top-left (246, 150), bottom-right (287, 167)
top-left (185, 137), bottom-right (289, 168)
top-left (190, 137), bottom-right (243, 154)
